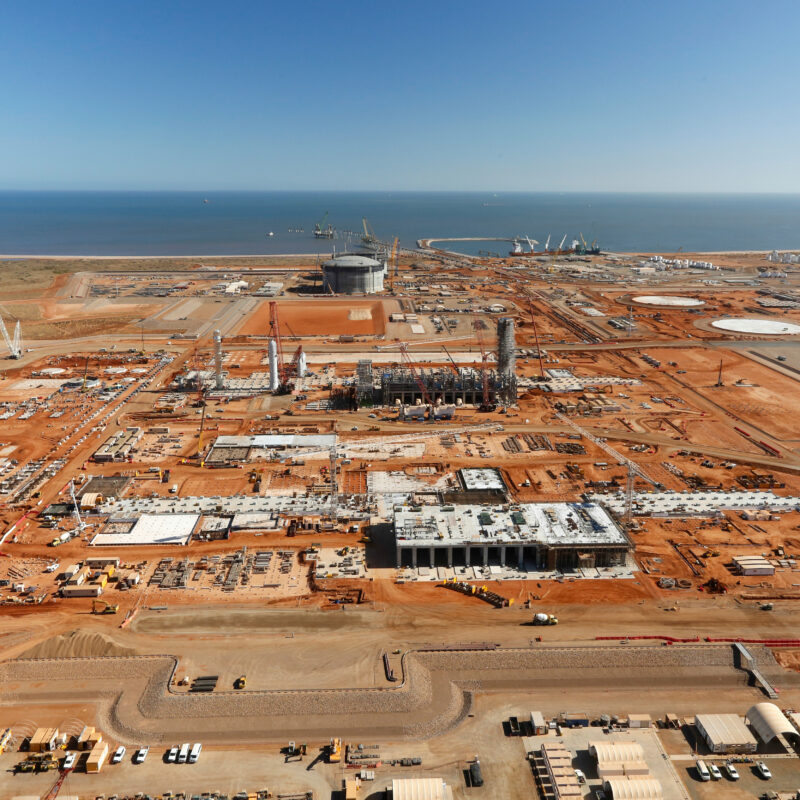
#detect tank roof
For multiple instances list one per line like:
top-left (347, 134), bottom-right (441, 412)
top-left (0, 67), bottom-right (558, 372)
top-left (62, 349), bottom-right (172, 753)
top-left (323, 254), bottom-right (382, 268)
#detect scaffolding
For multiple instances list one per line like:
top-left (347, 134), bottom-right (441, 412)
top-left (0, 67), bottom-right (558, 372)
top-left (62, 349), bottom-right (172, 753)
top-left (356, 360), bottom-right (375, 406)
top-left (380, 366), bottom-right (516, 407)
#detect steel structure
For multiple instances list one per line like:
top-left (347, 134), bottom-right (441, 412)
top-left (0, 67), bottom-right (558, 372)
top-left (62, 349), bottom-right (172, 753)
top-left (0, 315), bottom-right (21, 359)
top-left (554, 412), bottom-right (662, 522)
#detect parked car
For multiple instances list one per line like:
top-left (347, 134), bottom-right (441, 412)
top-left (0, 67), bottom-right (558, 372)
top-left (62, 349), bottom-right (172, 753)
top-left (134, 746), bottom-right (149, 764)
top-left (756, 761), bottom-right (772, 779)
top-left (62, 753), bottom-right (77, 770)
top-left (111, 746), bottom-right (126, 764)
top-left (725, 762), bottom-right (740, 780)
top-left (166, 746), bottom-right (179, 763)
top-left (709, 764), bottom-right (722, 780)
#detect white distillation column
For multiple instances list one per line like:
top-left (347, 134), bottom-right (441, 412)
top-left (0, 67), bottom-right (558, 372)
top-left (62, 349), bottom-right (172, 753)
top-left (213, 329), bottom-right (224, 390)
top-left (268, 339), bottom-right (279, 391)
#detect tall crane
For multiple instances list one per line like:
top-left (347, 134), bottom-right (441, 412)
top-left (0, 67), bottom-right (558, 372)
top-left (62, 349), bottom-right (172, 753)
top-left (472, 321), bottom-right (495, 412)
top-left (69, 480), bottom-right (87, 533)
top-left (554, 412), bottom-right (662, 523)
top-left (527, 299), bottom-right (546, 378)
top-left (441, 345), bottom-right (460, 375)
top-left (80, 356), bottom-right (91, 392)
top-left (558, 233), bottom-right (568, 251)
top-left (399, 343), bottom-right (435, 411)
top-left (0, 315), bottom-right (21, 359)
top-left (361, 217), bottom-right (378, 249)
top-left (268, 301), bottom-right (287, 384)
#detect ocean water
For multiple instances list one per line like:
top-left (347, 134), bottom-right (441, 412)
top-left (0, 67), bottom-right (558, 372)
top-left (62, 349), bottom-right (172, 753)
top-left (0, 191), bottom-right (798, 257)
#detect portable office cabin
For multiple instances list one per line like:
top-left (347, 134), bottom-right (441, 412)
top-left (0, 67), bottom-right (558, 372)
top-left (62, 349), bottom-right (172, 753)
top-left (530, 711), bottom-right (547, 734)
top-left (76, 726), bottom-right (103, 751)
top-left (86, 741), bottom-right (109, 773)
top-left (29, 727), bottom-right (59, 752)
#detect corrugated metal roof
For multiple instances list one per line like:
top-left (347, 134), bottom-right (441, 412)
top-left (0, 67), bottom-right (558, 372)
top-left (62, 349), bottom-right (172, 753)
top-left (391, 777), bottom-right (452, 800)
top-left (747, 702), bottom-right (796, 742)
top-left (603, 778), bottom-right (663, 800)
top-left (590, 741), bottom-right (646, 764)
top-left (695, 713), bottom-right (757, 747)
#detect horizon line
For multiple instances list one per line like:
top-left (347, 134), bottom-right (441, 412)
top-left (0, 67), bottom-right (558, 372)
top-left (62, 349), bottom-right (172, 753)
top-left (3, 188), bottom-right (800, 196)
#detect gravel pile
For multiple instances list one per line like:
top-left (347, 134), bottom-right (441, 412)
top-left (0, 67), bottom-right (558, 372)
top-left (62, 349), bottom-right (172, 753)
top-left (418, 644), bottom-right (738, 673)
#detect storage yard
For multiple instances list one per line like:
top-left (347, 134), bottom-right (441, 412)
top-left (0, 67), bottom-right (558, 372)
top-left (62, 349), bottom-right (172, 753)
top-left (4, 245), bottom-right (800, 798)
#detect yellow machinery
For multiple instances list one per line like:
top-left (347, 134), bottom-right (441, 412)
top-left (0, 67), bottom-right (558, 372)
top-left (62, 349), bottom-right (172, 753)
top-left (234, 675), bottom-right (247, 690)
top-left (91, 600), bottom-right (119, 615)
top-left (328, 737), bottom-right (341, 763)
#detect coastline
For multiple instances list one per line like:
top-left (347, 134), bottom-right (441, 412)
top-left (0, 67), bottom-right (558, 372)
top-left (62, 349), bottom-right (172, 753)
top-left (0, 253), bottom-right (327, 260)
top-left (0, 249), bottom-right (785, 260)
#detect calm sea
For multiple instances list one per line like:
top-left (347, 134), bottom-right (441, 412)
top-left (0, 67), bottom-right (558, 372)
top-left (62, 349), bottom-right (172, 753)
top-left (0, 191), bottom-right (798, 257)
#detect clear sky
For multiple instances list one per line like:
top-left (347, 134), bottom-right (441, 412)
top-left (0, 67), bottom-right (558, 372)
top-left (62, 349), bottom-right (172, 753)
top-left (1, 0), bottom-right (799, 192)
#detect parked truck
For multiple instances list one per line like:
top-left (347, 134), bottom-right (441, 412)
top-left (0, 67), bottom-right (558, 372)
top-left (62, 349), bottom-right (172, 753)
top-left (532, 612), bottom-right (558, 626)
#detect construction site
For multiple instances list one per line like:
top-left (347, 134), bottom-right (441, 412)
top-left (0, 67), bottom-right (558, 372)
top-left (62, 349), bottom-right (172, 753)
top-left (5, 240), bottom-right (800, 800)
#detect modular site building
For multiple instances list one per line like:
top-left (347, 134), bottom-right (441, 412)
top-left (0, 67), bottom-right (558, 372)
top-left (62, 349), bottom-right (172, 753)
top-left (539, 742), bottom-right (581, 799)
top-left (393, 502), bottom-right (631, 570)
top-left (694, 714), bottom-right (758, 754)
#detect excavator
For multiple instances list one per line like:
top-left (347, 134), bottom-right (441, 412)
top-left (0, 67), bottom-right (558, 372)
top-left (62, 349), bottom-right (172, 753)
top-left (91, 599), bottom-right (119, 615)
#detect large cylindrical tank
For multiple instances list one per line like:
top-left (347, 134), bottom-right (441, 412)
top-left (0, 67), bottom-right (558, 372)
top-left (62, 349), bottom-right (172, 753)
top-left (321, 254), bottom-right (385, 294)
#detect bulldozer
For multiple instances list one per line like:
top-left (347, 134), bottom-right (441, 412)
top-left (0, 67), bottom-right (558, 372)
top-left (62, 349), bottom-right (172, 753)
top-left (234, 675), bottom-right (247, 690)
top-left (91, 599), bottom-right (119, 615)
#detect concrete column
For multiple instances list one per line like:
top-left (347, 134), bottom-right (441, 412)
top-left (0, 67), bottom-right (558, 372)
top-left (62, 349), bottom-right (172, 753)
top-left (411, 548), bottom-right (418, 568)
top-left (500, 547), bottom-right (506, 567)
top-left (482, 546), bottom-right (489, 566)
top-left (464, 544), bottom-right (470, 567)
top-left (518, 545), bottom-right (525, 569)
top-left (447, 546), bottom-right (453, 568)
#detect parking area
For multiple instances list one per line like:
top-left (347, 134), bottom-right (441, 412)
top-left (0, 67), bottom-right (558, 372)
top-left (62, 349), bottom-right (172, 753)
top-left (679, 755), bottom-right (800, 800)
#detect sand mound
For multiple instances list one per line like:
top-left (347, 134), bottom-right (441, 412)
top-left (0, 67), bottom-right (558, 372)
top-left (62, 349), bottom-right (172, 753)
top-left (19, 629), bottom-right (136, 659)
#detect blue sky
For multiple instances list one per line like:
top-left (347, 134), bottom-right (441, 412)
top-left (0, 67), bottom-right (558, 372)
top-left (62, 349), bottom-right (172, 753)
top-left (1, 0), bottom-right (798, 191)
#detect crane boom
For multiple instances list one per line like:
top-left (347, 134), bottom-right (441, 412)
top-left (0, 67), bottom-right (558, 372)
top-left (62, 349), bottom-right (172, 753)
top-left (554, 411), bottom-right (662, 522)
top-left (268, 301), bottom-right (286, 381)
top-left (399, 343), bottom-right (434, 409)
top-left (554, 412), bottom-right (656, 483)
top-left (472, 321), bottom-right (495, 411)
top-left (43, 767), bottom-right (71, 800)
top-left (441, 345), bottom-right (460, 374)
top-left (0, 314), bottom-right (20, 358)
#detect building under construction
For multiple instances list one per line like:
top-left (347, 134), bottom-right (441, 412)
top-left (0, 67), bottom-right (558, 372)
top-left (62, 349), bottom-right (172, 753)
top-left (380, 366), bottom-right (516, 407)
top-left (393, 502), bottom-right (632, 571)
top-left (339, 317), bottom-right (518, 409)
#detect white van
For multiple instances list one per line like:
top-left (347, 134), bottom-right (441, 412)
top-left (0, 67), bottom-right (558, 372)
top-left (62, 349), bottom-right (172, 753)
top-left (189, 743), bottom-right (202, 763)
top-left (695, 760), bottom-right (710, 781)
top-left (178, 743), bottom-right (190, 763)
